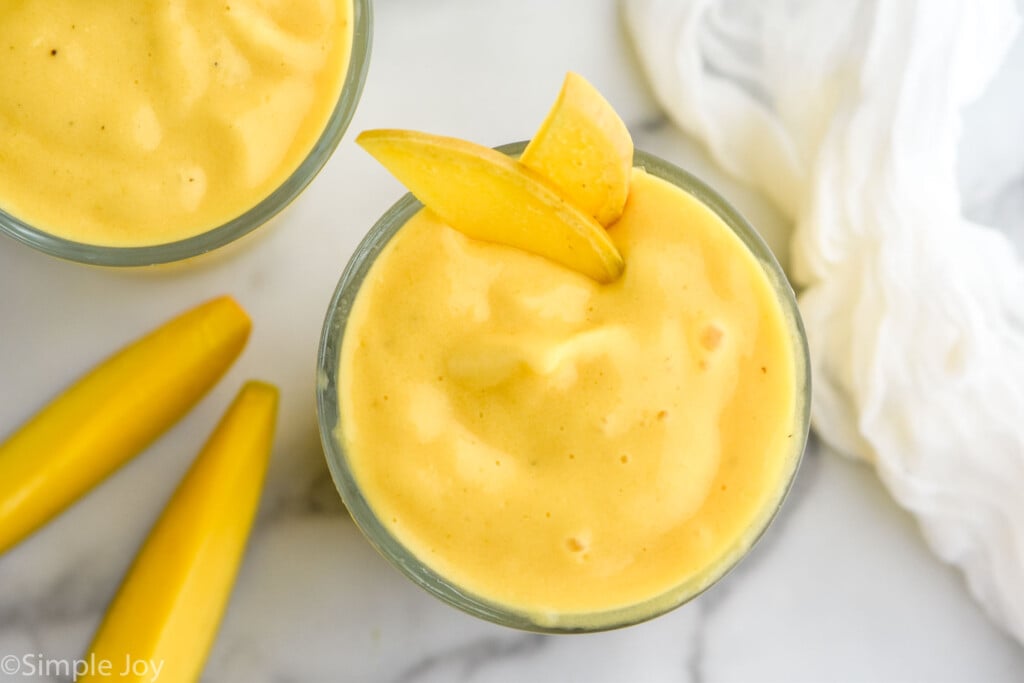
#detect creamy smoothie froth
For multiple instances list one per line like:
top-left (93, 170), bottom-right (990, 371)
top-left (338, 165), bottom-right (804, 624)
top-left (0, 0), bottom-right (354, 247)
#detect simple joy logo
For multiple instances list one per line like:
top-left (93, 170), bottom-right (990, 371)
top-left (1, 653), bottom-right (165, 681)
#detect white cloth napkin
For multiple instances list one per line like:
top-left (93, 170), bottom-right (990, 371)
top-left (623, 0), bottom-right (1024, 643)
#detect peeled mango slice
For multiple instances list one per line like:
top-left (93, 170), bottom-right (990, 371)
top-left (0, 296), bottom-right (251, 555)
top-left (79, 381), bottom-right (279, 683)
top-left (357, 129), bottom-right (625, 284)
top-left (522, 72), bottom-right (634, 227)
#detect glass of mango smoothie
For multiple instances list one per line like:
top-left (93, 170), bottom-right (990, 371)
top-left (0, 0), bottom-right (371, 266)
top-left (317, 74), bottom-right (810, 632)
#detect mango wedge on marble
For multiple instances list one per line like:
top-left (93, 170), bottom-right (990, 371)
top-left (80, 381), bottom-right (278, 683)
top-left (357, 129), bottom-right (625, 283)
top-left (522, 72), bottom-right (634, 226)
top-left (0, 296), bottom-right (250, 555)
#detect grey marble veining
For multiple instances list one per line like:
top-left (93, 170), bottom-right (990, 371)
top-left (1, 1), bottom-right (1023, 681)
top-left (390, 634), bottom-right (547, 683)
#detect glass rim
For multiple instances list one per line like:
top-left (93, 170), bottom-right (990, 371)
top-left (316, 142), bottom-right (812, 633)
top-left (0, 0), bottom-right (373, 267)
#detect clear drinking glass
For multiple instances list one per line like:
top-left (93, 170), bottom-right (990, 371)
top-left (0, 0), bottom-right (372, 266)
top-left (316, 143), bottom-right (811, 632)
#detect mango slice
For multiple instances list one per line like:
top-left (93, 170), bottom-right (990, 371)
top-left (0, 296), bottom-right (251, 555)
top-left (79, 381), bottom-right (279, 683)
top-left (357, 129), bottom-right (625, 283)
top-left (521, 72), bottom-right (633, 227)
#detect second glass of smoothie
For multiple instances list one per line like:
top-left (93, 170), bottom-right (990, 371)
top-left (0, 0), bottom-right (371, 265)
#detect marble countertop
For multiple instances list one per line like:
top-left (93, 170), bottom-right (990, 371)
top-left (2, 1), bottom-right (1023, 681)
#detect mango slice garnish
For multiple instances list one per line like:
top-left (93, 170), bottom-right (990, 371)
top-left (357, 73), bottom-right (633, 283)
top-left (522, 72), bottom-right (633, 227)
top-left (357, 129), bottom-right (625, 283)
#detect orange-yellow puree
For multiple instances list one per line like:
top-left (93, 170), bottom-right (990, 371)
top-left (0, 0), bottom-right (352, 246)
top-left (340, 168), bottom-right (802, 623)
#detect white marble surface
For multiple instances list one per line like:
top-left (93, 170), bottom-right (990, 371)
top-left (1, 1), bottom-right (1023, 681)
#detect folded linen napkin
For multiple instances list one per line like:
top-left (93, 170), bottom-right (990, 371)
top-left (623, 0), bottom-right (1024, 643)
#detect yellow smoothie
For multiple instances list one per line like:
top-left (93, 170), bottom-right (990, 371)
top-left (0, 0), bottom-right (353, 247)
top-left (339, 166), bottom-right (804, 625)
